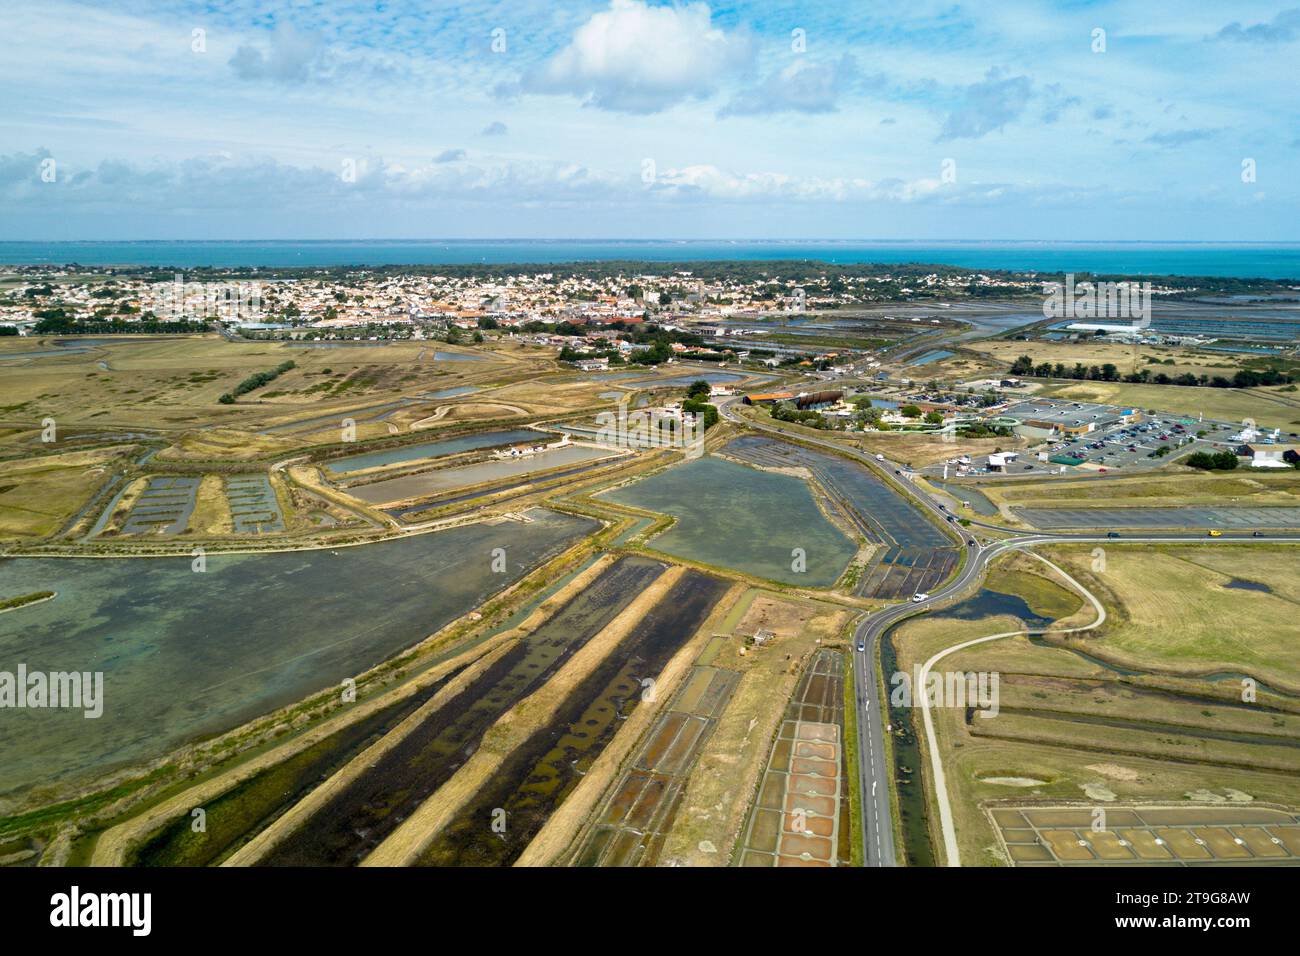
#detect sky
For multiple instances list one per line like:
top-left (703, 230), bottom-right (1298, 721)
top-left (1, 0), bottom-right (1298, 241)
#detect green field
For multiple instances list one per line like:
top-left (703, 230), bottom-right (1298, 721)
top-left (891, 549), bottom-right (1300, 866)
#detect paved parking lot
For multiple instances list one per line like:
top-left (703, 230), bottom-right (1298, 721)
top-left (1037, 415), bottom-right (1243, 473)
top-left (923, 403), bottom-right (1248, 479)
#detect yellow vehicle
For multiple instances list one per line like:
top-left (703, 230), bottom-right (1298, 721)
top-left (1207, 529), bottom-right (1223, 537)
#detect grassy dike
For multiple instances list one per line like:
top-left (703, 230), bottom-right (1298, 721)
top-left (0, 590), bottom-right (55, 612)
top-left (842, 640), bottom-right (865, 867)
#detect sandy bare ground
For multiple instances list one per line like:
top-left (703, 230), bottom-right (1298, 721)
top-left (516, 582), bottom-right (747, 867)
top-left (360, 565), bottom-right (687, 867)
top-left (88, 636), bottom-right (494, 867)
top-left (219, 554), bottom-right (622, 867)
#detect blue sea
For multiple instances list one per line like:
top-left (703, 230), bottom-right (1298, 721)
top-left (2, 240), bottom-right (1300, 279)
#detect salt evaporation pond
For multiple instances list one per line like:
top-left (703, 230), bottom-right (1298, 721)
top-left (602, 456), bottom-right (856, 586)
top-left (0, 509), bottom-right (596, 798)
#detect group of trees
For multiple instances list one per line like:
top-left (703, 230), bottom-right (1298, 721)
top-left (218, 360), bottom-right (296, 404)
top-left (958, 422), bottom-right (1014, 438)
top-left (846, 395), bottom-right (947, 429)
top-left (1185, 450), bottom-right (1240, 471)
top-left (1010, 354), bottom-right (1294, 389)
top-left (770, 403), bottom-right (833, 429)
top-left (544, 319), bottom-right (743, 369)
top-left (32, 314), bottom-right (208, 334)
top-left (681, 397), bottom-right (719, 429)
top-left (632, 340), bottom-right (674, 365)
top-left (850, 399), bottom-right (884, 428)
top-left (1010, 355), bottom-right (1122, 382)
top-left (676, 381), bottom-right (719, 428)
top-left (519, 318), bottom-right (703, 347)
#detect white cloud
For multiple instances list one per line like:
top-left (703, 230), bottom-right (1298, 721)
top-left (719, 54), bottom-right (859, 117)
top-left (518, 0), bottom-right (755, 113)
top-left (648, 163), bottom-right (949, 203)
top-left (0, 149), bottom-right (1008, 213)
top-left (1212, 8), bottom-right (1300, 43)
top-left (229, 25), bottom-right (326, 84)
top-left (937, 67), bottom-right (1033, 140)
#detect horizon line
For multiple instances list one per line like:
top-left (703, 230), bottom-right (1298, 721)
top-left (4, 238), bottom-right (1300, 246)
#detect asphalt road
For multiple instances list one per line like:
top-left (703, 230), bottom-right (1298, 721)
top-left (718, 394), bottom-right (1300, 868)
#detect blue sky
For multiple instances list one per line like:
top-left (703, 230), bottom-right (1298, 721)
top-left (1, 0), bottom-right (1298, 240)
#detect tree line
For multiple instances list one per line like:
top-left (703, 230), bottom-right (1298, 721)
top-left (1009, 355), bottom-right (1293, 389)
top-left (218, 360), bottom-right (296, 404)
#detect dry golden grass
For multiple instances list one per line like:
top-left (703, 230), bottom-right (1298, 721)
top-left (1036, 380), bottom-right (1299, 429)
top-left (983, 471), bottom-right (1300, 510)
top-left (970, 339), bottom-right (1243, 380)
top-left (1047, 544), bottom-right (1300, 691)
top-left (156, 428), bottom-right (301, 462)
top-left (854, 431), bottom-right (1029, 468)
top-left (0, 446), bottom-right (127, 539)
top-left (187, 475), bottom-right (233, 535)
top-left (0, 336), bottom-right (526, 438)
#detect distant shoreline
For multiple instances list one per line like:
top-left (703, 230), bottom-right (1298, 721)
top-left (3, 239), bottom-right (1300, 279)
